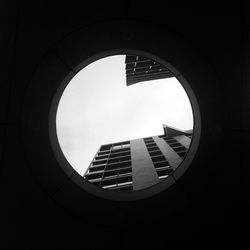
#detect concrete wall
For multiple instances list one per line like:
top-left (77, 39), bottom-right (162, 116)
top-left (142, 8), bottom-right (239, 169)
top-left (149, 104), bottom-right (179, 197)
top-left (174, 135), bottom-right (191, 149)
top-left (0, 1), bottom-right (247, 248)
top-left (130, 138), bottom-right (159, 190)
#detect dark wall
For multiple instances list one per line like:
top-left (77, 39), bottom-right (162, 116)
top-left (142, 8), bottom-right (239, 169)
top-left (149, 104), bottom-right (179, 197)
top-left (1, 1), bottom-right (248, 248)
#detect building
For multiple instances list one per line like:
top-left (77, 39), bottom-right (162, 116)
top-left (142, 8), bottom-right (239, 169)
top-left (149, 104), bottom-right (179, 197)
top-left (83, 125), bottom-right (192, 191)
top-left (125, 55), bottom-right (174, 86)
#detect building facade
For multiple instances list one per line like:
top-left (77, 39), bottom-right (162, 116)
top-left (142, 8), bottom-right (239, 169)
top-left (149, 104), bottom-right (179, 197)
top-left (83, 125), bottom-right (193, 191)
top-left (125, 55), bottom-right (174, 86)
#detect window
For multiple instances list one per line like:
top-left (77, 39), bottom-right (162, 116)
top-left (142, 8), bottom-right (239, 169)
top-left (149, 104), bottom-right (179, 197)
top-left (51, 50), bottom-right (200, 201)
top-left (112, 144), bottom-right (130, 150)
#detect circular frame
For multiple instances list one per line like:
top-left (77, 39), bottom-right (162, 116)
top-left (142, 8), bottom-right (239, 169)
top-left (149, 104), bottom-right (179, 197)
top-left (21, 20), bottom-right (227, 224)
top-left (49, 49), bottom-right (201, 201)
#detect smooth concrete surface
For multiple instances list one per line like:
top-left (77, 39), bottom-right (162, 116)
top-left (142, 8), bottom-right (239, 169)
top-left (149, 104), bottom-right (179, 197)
top-left (0, 1), bottom-right (247, 247)
top-left (54, 21), bottom-right (198, 77)
top-left (130, 138), bottom-right (159, 190)
top-left (21, 53), bottom-right (76, 195)
top-left (174, 135), bottom-right (191, 149)
top-left (153, 136), bottom-right (183, 170)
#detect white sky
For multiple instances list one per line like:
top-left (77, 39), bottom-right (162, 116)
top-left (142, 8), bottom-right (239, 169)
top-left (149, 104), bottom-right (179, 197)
top-left (56, 55), bottom-right (193, 175)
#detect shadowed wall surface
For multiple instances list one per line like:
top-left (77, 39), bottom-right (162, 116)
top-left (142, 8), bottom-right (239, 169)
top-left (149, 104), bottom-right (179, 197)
top-left (0, 0), bottom-right (248, 248)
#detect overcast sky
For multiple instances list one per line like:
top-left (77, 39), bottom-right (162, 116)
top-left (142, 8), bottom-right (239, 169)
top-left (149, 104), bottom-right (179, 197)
top-left (56, 55), bottom-right (193, 175)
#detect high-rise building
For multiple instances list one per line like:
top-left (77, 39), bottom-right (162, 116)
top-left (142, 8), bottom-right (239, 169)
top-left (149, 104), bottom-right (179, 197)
top-left (83, 125), bottom-right (192, 191)
top-left (125, 55), bottom-right (174, 86)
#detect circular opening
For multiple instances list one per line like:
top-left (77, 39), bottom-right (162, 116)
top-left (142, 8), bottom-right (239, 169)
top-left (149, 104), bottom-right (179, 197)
top-left (49, 50), bottom-right (201, 201)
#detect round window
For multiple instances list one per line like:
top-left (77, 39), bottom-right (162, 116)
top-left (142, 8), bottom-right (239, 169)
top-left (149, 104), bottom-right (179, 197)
top-left (49, 50), bottom-right (201, 201)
